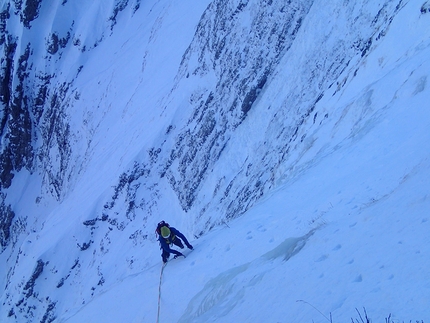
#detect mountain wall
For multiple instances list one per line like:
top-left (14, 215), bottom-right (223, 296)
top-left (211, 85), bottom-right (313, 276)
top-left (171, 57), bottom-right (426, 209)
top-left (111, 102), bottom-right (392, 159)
top-left (0, 0), bottom-right (428, 321)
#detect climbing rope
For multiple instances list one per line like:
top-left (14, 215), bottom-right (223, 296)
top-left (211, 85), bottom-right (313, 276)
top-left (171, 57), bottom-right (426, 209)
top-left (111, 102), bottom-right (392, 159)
top-left (156, 263), bottom-right (166, 323)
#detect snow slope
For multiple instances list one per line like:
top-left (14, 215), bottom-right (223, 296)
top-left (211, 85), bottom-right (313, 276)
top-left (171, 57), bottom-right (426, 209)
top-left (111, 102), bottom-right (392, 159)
top-left (65, 6), bottom-right (430, 318)
top-left (1, 0), bottom-right (429, 322)
top-left (63, 1), bottom-right (430, 322)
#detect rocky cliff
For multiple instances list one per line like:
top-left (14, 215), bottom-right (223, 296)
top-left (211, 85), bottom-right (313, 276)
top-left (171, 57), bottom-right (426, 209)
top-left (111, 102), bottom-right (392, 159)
top-left (1, 0), bottom-right (426, 321)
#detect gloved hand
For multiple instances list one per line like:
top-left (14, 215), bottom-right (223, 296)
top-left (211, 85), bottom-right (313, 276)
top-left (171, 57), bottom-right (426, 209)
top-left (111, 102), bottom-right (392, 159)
top-left (162, 254), bottom-right (169, 263)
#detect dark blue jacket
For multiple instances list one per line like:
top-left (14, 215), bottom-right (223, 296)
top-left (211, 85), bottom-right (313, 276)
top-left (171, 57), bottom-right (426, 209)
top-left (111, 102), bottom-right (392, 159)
top-left (158, 227), bottom-right (191, 255)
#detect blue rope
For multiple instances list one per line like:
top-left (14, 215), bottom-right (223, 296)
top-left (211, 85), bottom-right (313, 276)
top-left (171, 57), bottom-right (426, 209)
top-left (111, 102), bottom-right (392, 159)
top-left (156, 263), bottom-right (166, 323)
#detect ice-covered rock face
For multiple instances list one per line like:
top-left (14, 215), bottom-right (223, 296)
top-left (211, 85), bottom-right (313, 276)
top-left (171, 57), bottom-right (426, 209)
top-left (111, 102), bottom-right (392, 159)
top-left (0, 1), bottom-right (143, 319)
top-left (0, 0), bottom-right (404, 244)
top-left (0, 0), bottom-right (140, 247)
top-left (0, 0), bottom-right (424, 321)
top-left (162, 0), bottom-right (314, 212)
top-left (155, 0), bottom-right (405, 230)
top-left (100, 0), bottom-right (405, 237)
top-left (0, 0), bottom-right (140, 195)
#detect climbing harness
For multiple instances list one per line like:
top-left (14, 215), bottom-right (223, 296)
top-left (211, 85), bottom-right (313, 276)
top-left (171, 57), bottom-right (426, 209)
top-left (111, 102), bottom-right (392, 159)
top-left (156, 262), bottom-right (166, 323)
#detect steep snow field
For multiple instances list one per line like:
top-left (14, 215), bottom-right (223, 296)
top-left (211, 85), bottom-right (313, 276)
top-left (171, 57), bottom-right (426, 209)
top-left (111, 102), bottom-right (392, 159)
top-left (64, 1), bottom-right (430, 322)
top-left (1, 0), bottom-right (430, 322)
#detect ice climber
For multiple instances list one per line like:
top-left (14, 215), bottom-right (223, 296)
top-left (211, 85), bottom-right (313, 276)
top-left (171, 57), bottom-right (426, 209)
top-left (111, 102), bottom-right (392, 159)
top-left (156, 221), bottom-right (193, 263)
